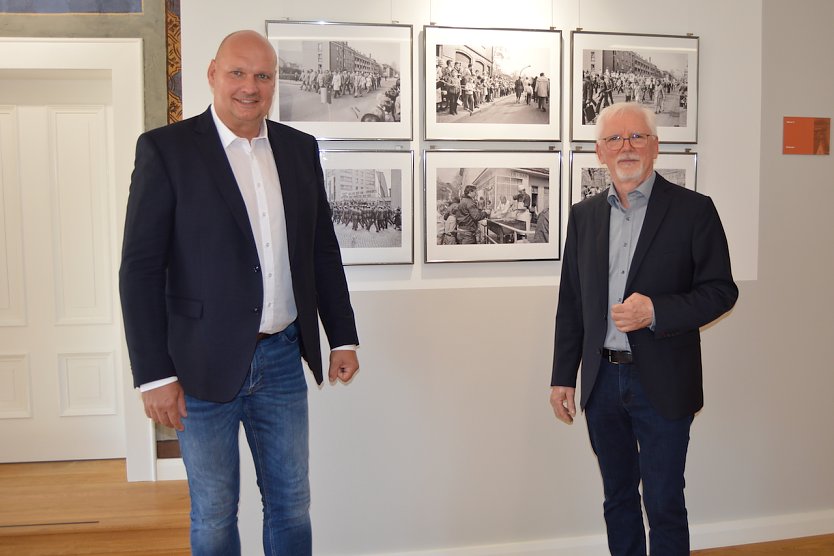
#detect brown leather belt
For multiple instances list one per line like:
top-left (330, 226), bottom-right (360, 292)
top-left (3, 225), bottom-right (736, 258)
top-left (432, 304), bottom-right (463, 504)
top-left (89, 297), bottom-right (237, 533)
top-left (600, 348), bottom-right (633, 365)
top-left (256, 332), bottom-right (276, 342)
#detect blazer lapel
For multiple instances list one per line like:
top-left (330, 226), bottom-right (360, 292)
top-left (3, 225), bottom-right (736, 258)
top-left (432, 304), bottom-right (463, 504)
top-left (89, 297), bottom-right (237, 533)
top-left (192, 109), bottom-right (256, 243)
top-left (593, 192), bottom-right (611, 311)
top-left (267, 122), bottom-right (299, 262)
top-left (625, 174), bottom-right (672, 291)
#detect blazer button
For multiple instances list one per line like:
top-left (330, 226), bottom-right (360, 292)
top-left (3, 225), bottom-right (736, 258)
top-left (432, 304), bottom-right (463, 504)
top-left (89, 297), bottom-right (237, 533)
top-left (253, 307), bottom-right (260, 313)
top-left (254, 265), bottom-right (261, 273)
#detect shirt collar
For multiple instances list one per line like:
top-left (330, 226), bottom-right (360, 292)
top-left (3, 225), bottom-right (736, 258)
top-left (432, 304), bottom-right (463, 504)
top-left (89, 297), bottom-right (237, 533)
top-left (210, 104), bottom-right (268, 148)
top-left (607, 171), bottom-right (656, 209)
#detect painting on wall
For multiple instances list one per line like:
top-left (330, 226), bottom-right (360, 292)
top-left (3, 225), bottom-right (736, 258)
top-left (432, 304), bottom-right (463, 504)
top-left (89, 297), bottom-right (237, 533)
top-left (424, 26), bottom-right (561, 141)
top-left (319, 150), bottom-right (414, 265)
top-left (267, 20), bottom-right (412, 140)
top-left (424, 150), bottom-right (561, 263)
top-left (571, 31), bottom-right (699, 143)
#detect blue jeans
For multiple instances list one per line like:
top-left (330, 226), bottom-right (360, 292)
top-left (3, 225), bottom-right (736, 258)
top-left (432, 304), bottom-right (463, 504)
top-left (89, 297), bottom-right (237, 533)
top-left (176, 323), bottom-right (311, 556)
top-left (585, 360), bottom-right (693, 556)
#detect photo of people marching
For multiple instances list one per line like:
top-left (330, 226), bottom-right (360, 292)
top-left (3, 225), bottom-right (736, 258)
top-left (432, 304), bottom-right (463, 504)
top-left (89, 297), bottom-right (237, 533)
top-left (580, 48), bottom-right (689, 128)
top-left (325, 168), bottom-right (403, 249)
top-left (434, 43), bottom-right (551, 125)
top-left (277, 38), bottom-right (401, 123)
top-left (435, 167), bottom-right (551, 245)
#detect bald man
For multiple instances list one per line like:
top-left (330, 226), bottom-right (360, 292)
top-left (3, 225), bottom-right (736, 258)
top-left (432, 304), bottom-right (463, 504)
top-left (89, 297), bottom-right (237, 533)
top-left (120, 30), bottom-right (359, 555)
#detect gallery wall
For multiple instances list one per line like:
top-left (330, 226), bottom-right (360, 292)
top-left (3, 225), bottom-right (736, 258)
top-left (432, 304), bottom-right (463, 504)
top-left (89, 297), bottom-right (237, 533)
top-left (174, 0), bottom-right (834, 554)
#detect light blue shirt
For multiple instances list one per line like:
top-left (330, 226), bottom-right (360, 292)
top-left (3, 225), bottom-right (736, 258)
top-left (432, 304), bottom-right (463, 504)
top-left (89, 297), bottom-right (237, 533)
top-left (604, 172), bottom-right (656, 351)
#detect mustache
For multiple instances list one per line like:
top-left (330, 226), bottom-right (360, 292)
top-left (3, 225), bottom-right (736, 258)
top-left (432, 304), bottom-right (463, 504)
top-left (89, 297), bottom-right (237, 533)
top-left (616, 154), bottom-right (641, 162)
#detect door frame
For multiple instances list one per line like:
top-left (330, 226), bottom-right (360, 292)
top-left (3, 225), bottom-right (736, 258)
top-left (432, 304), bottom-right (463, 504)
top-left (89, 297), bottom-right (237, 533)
top-left (0, 38), bottom-right (152, 481)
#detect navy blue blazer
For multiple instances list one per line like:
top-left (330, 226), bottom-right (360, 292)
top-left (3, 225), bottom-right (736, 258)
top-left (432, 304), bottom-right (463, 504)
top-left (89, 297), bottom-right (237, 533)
top-left (552, 174), bottom-right (738, 420)
top-left (120, 108), bottom-right (358, 402)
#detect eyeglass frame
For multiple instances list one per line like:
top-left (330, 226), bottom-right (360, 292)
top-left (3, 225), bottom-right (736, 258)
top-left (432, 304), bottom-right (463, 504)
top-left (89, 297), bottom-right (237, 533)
top-left (598, 132), bottom-right (658, 151)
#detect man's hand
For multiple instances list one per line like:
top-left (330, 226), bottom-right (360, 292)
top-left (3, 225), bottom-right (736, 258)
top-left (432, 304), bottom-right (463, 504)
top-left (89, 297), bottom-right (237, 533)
top-left (328, 350), bottom-right (359, 383)
top-left (550, 386), bottom-right (577, 425)
top-left (141, 381), bottom-right (187, 431)
top-left (611, 292), bottom-right (654, 332)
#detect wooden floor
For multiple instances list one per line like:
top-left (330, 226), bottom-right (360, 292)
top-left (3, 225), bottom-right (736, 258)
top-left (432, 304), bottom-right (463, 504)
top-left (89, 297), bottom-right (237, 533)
top-left (0, 459), bottom-right (190, 555)
top-left (0, 459), bottom-right (831, 555)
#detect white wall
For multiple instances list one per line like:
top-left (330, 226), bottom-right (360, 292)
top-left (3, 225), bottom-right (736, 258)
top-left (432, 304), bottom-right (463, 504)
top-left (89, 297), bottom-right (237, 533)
top-left (176, 0), bottom-right (834, 554)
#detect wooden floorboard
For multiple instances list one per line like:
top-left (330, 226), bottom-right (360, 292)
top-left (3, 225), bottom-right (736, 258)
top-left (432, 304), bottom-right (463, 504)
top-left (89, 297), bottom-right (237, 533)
top-left (0, 459), bottom-right (831, 555)
top-left (0, 459), bottom-right (189, 556)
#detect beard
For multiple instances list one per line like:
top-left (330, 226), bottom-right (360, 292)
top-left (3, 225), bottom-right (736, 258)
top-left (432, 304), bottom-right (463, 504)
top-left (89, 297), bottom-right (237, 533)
top-left (611, 153), bottom-right (650, 184)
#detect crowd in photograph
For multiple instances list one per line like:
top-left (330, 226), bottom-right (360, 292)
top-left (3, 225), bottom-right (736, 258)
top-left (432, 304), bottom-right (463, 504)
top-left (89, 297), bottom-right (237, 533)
top-left (330, 200), bottom-right (402, 233)
top-left (297, 68), bottom-right (386, 99)
top-left (435, 58), bottom-right (551, 115)
top-left (582, 70), bottom-right (688, 124)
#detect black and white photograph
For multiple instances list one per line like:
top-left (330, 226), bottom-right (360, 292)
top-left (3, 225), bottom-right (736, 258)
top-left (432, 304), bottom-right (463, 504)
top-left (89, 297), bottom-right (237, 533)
top-left (424, 26), bottom-right (561, 141)
top-left (570, 151), bottom-right (697, 205)
top-left (571, 31), bottom-right (699, 143)
top-left (320, 150), bottom-right (413, 265)
top-left (425, 151), bottom-right (560, 263)
top-left (267, 21), bottom-right (412, 140)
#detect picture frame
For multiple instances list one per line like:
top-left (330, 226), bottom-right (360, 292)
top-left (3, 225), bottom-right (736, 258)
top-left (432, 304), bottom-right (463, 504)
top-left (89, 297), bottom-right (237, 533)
top-left (424, 150), bottom-right (561, 263)
top-left (266, 20), bottom-right (413, 140)
top-left (569, 150), bottom-right (697, 205)
top-left (319, 150), bottom-right (414, 265)
top-left (570, 31), bottom-right (699, 143)
top-left (424, 26), bottom-right (562, 142)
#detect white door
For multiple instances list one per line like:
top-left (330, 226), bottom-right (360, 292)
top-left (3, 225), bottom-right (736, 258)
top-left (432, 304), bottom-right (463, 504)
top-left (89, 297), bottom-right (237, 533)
top-left (0, 70), bottom-right (125, 462)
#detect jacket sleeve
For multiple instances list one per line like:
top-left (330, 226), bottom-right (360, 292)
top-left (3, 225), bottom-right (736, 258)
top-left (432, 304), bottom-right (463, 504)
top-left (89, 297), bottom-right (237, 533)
top-left (551, 206), bottom-right (584, 387)
top-left (651, 197), bottom-right (739, 337)
top-left (119, 133), bottom-right (178, 387)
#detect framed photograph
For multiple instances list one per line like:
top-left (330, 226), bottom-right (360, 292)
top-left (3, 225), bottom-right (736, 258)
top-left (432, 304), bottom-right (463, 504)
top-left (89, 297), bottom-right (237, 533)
top-left (569, 151), bottom-right (697, 205)
top-left (320, 150), bottom-right (413, 265)
top-left (267, 21), bottom-right (412, 140)
top-left (424, 150), bottom-right (561, 263)
top-left (570, 31), bottom-right (698, 143)
top-left (424, 26), bottom-right (561, 141)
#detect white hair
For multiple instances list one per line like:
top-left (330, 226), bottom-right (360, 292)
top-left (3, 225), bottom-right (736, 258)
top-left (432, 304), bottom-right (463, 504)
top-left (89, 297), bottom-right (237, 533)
top-left (595, 102), bottom-right (658, 140)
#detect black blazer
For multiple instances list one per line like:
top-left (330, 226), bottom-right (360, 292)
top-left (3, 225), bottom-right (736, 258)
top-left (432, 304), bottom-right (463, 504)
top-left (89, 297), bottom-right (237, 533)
top-left (119, 108), bottom-right (358, 402)
top-left (551, 174), bottom-right (738, 420)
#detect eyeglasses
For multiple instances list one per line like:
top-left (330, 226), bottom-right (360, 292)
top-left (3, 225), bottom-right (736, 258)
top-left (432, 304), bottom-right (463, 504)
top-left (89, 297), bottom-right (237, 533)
top-left (599, 132), bottom-right (657, 151)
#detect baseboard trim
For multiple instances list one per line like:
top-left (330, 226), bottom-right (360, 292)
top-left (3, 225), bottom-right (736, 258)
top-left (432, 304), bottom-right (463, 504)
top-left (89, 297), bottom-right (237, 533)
top-left (690, 508), bottom-right (834, 549)
top-left (155, 457), bottom-right (186, 481)
top-left (365, 509), bottom-right (834, 556)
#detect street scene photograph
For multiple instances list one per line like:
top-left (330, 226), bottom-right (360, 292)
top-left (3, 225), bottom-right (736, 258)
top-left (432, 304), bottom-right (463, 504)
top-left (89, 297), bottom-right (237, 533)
top-left (576, 166), bottom-right (687, 202)
top-left (325, 167), bottom-right (404, 250)
top-left (433, 43), bottom-right (552, 125)
top-left (276, 38), bottom-right (402, 124)
top-left (580, 47), bottom-right (690, 128)
top-left (424, 27), bottom-right (561, 141)
top-left (433, 166), bottom-right (551, 246)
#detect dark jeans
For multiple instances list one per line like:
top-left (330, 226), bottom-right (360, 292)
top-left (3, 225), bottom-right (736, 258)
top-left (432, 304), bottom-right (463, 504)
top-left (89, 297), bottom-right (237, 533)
top-left (585, 360), bottom-right (693, 556)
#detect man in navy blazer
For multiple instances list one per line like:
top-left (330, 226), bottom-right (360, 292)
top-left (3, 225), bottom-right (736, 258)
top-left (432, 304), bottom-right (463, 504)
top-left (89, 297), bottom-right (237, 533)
top-left (550, 103), bottom-right (737, 555)
top-left (120, 30), bottom-right (359, 555)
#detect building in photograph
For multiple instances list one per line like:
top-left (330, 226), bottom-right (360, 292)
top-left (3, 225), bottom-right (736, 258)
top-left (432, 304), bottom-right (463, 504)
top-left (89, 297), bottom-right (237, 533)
top-left (298, 40), bottom-right (389, 74)
top-left (436, 44), bottom-right (494, 77)
top-left (325, 169), bottom-right (401, 207)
